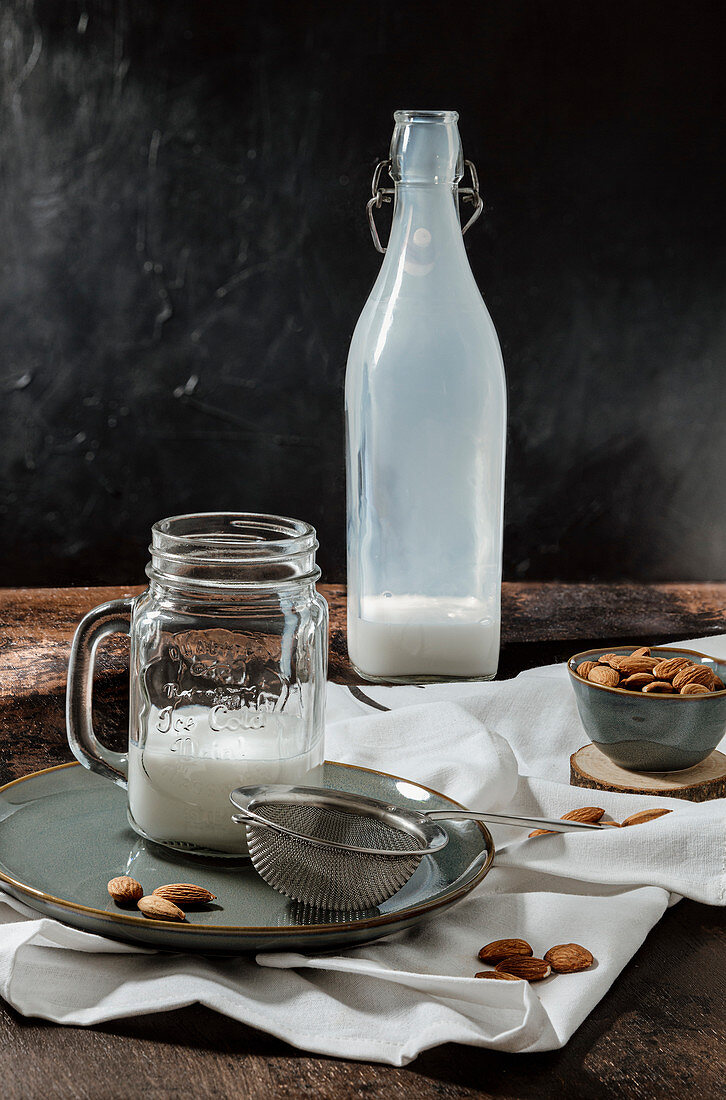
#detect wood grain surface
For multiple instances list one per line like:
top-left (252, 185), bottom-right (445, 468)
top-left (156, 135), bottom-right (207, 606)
top-left (0, 583), bottom-right (724, 1099)
top-left (571, 744), bottom-right (726, 802)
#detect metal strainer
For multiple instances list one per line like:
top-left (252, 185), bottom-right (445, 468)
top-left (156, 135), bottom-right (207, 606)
top-left (230, 784), bottom-right (603, 910)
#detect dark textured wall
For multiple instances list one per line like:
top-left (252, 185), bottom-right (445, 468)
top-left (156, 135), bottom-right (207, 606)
top-left (1, 0), bottom-right (724, 585)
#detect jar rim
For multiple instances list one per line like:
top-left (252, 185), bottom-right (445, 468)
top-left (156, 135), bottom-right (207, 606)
top-left (151, 512), bottom-right (316, 560)
top-left (148, 513), bottom-right (320, 589)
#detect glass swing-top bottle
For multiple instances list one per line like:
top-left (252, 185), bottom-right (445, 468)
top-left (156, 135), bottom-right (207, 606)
top-left (345, 109), bottom-right (506, 682)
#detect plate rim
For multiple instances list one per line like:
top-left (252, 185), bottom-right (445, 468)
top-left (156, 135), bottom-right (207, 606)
top-left (0, 761), bottom-right (495, 938)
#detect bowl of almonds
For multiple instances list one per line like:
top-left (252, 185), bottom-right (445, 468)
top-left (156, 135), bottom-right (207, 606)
top-left (567, 645), bottom-right (726, 771)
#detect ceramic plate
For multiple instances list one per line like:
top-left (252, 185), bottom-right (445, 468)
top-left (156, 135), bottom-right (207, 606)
top-left (0, 762), bottom-right (493, 953)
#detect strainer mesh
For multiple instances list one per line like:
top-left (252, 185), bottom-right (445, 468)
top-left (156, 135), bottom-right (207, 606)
top-left (245, 800), bottom-right (425, 910)
top-left (255, 802), bottom-right (422, 852)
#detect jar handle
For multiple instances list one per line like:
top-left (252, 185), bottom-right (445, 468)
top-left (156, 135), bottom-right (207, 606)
top-left (66, 598), bottom-right (133, 789)
top-left (366, 158), bottom-right (483, 253)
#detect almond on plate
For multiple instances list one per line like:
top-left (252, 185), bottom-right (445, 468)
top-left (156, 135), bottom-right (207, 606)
top-left (152, 883), bottom-right (217, 906)
top-left (137, 895), bottom-right (186, 922)
top-left (107, 876), bottom-right (143, 906)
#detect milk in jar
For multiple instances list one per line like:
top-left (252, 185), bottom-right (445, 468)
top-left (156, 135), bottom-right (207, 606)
top-left (128, 705), bottom-right (324, 854)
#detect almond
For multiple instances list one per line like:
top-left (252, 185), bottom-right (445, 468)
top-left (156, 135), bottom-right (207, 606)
top-left (598, 654), bottom-right (628, 670)
top-left (620, 672), bottom-right (656, 690)
top-left (576, 660), bottom-right (597, 680)
top-left (621, 808), bottom-right (673, 827)
top-left (544, 943), bottom-right (594, 973)
top-left (562, 806), bottom-right (606, 823)
top-left (588, 665), bottom-right (620, 688)
top-left (713, 675), bottom-right (725, 691)
top-left (495, 956), bottom-right (551, 981)
top-left (680, 682), bottom-right (711, 695)
top-left (152, 883), bottom-right (217, 906)
top-left (651, 657), bottom-right (692, 681)
top-left (642, 680), bottom-right (674, 693)
top-left (632, 647), bottom-right (651, 658)
top-left (618, 656), bottom-right (659, 674)
top-left (475, 970), bottom-right (523, 981)
top-left (529, 806), bottom-right (604, 837)
top-left (107, 876), bottom-right (143, 906)
top-left (137, 895), bottom-right (186, 922)
top-left (478, 938), bottom-right (533, 963)
top-left (672, 664), bottom-right (715, 691)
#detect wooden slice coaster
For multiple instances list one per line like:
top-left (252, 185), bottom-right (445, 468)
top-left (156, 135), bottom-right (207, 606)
top-left (570, 743), bottom-right (726, 802)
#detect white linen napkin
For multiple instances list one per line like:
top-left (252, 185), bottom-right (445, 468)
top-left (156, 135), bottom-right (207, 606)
top-left (1, 635), bottom-right (724, 1063)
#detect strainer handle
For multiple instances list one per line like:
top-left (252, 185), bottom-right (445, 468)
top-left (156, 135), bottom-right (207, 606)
top-left (425, 810), bottom-right (604, 832)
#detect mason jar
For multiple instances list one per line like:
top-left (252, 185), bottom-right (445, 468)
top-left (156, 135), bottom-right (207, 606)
top-left (66, 512), bottom-right (328, 855)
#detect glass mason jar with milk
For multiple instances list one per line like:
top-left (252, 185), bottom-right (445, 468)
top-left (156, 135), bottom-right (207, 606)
top-left (66, 513), bottom-right (328, 855)
top-left (345, 109), bottom-right (506, 683)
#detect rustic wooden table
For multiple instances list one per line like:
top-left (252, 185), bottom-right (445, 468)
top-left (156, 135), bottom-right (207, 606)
top-left (0, 583), bottom-right (724, 1099)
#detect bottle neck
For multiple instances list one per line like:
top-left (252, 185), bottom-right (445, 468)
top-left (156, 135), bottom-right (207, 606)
top-left (390, 110), bottom-right (463, 184)
top-left (381, 181), bottom-right (468, 279)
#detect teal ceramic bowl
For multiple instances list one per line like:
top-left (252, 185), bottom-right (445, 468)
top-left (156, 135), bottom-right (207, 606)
top-left (568, 645), bottom-right (726, 771)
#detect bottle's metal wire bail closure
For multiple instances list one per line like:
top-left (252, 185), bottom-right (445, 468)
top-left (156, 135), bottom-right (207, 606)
top-left (366, 159), bottom-right (395, 254)
top-left (366, 158), bottom-right (484, 253)
top-left (459, 160), bottom-right (484, 235)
